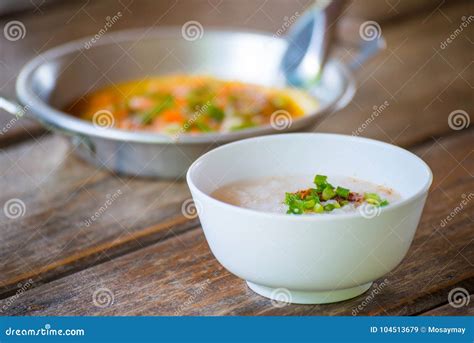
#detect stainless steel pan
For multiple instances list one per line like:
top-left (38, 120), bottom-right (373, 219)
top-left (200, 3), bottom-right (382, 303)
top-left (0, 28), bottom-right (383, 178)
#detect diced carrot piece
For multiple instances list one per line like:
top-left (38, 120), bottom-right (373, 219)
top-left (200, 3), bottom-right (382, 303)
top-left (90, 92), bottom-right (115, 108)
top-left (113, 109), bottom-right (128, 121)
top-left (162, 109), bottom-right (185, 123)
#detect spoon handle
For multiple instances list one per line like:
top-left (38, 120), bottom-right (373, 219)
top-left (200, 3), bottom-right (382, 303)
top-left (281, 0), bottom-right (346, 88)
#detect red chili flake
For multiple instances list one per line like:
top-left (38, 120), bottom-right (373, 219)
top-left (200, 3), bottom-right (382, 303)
top-left (297, 189), bottom-right (311, 199)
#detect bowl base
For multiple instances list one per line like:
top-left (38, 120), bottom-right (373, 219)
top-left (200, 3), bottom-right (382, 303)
top-left (246, 281), bottom-right (373, 304)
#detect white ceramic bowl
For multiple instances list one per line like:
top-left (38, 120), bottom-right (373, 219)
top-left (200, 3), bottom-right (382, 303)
top-left (186, 133), bottom-right (432, 304)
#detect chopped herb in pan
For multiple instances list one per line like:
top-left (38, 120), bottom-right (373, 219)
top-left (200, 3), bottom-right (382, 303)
top-left (138, 95), bottom-right (174, 124)
top-left (206, 104), bottom-right (225, 122)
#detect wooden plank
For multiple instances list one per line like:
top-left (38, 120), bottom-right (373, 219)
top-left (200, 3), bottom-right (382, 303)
top-left (321, 0), bottom-right (473, 147)
top-left (2, 130), bottom-right (471, 315)
top-left (420, 295), bottom-right (473, 316)
top-left (0, 135), bottom-right (199, 297)
top-left (345, 0), bottom-right (467, 23)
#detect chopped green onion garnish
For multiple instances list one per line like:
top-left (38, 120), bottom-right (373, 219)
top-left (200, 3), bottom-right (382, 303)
top-left (366, 198), bottom-right (380, 206)
top-left (313, 203), bottom-right (324, 213)
top-left (284, 192), bottom-right (305, 215)
top-left (324, 204), bottom-right (335, 211)
top-left (284, 174), bottom-right (390, 214)
top-left (304, 199), bottom-right (316, 209)
top-left (291, 207), bottom-right (302, 214)
top-left (336, 186), bottom-right (350, 199)
top-left (364, 193), bottom-right (389, 207)
top-left (309, 189), bottom-right (320, 202)
top-left (322, 186), bottom-right (336, 200)
top-left (364, 193), bottom-right (381, 201)
top-left (285, 192), bottom-right (296, 202)
top-left (314, 175), bottom-right (327, 187)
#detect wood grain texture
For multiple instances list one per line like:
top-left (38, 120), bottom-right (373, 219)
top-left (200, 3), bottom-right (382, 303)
top-left (420, 295), bottom-right (473, 316)
top-left (2, 130), bottom-right (472, 316)
top-left (0, 135), bottom-right (198, 297)
top-left (321, 0), bottom-right (473, 147)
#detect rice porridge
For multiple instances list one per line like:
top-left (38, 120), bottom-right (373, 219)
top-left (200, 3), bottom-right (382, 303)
top-left (211, 175), bottom-right (400, 215)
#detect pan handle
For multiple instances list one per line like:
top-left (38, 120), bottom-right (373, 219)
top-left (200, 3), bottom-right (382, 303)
top-left (1, 94), bottom-right (69, 135)
top-left (327, 34), bottom-right (385, 112)
top-left (0, 94), bottom-right (97, 155)
top-left (0, 95), bottom-right (29, 119)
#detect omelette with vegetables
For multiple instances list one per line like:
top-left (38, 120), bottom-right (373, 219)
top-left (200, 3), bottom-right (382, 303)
top-left (67, 75), bottom-right (318, 135)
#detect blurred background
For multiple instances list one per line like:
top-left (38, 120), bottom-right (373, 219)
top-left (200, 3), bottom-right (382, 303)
top-left (0, 0), bottom-right (472, 147)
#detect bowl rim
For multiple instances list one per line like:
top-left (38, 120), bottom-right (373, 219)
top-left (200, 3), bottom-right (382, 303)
top-left (186, 132), bottom-right (433, 221)
top-left (15, 27), bottom-right (353, 145)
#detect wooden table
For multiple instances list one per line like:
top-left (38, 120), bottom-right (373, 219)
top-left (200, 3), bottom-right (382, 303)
top-left (0, 0), bottom-right (472, 316)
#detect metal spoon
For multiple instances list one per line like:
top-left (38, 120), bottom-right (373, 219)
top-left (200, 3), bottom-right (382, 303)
top-left (280, 0), bottom-right (345, 88)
